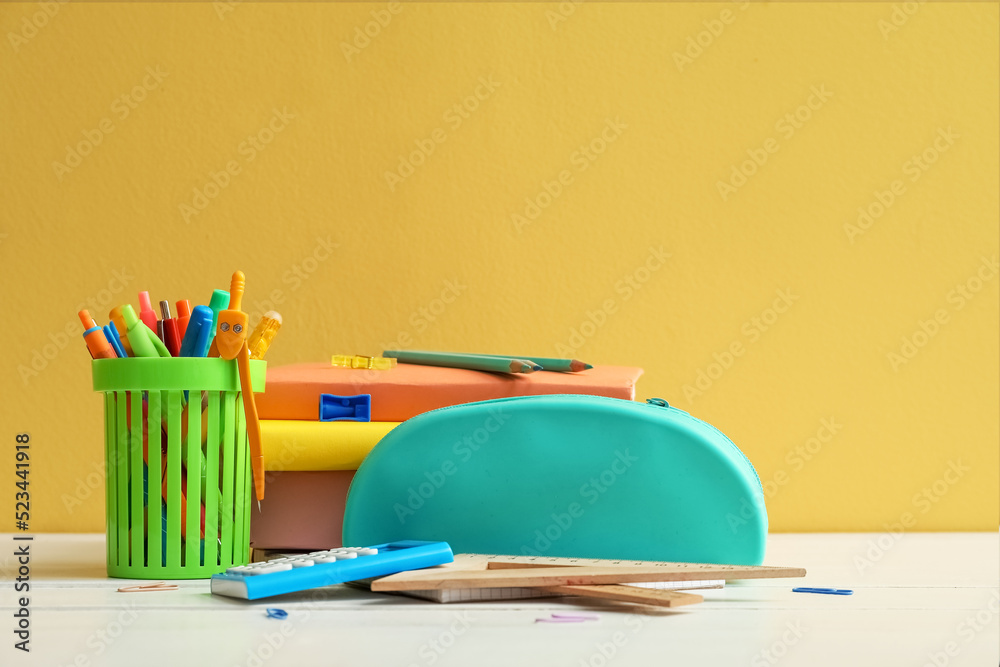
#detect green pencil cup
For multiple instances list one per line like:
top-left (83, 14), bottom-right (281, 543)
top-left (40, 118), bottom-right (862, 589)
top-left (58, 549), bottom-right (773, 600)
top-left (92, 358), bottom-right (266, 579)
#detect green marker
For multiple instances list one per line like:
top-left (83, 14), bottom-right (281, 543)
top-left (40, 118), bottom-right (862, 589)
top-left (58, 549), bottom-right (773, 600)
top-left (121, 305), bottom-right (162, 358)
top-left (207, 289), bottom-right (230, 344)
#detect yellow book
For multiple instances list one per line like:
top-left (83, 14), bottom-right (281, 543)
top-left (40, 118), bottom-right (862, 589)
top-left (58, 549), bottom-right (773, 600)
top-left (261, 420), bottom-right (399, 471)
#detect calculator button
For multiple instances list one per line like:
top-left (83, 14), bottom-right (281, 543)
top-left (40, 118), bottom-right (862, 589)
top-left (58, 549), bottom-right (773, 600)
top-left (246, 563), bottom-right (293, 575)
top-left (356, 548), bottom-right (378, 556)
top-left (291, 559), bottom-right (315, 567)
top-left (226, 566), bottom-right (252, 575)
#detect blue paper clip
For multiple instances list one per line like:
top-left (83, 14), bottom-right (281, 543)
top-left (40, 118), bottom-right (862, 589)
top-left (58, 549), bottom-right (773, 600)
top-left (319, 394), bottom-right (372, 422)
top-left (265, 608), bottom-right (288, 619)
top-left (793, 587), bottom-right (853, 595)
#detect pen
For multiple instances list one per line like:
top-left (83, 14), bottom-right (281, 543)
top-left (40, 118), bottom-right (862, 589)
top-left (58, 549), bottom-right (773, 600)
top-left (159, 301), bottom-right (181, 357)
top-left (175, 300), bottom-right (192, 340)
top-left (108, 306), bottom-right (135, 356)
top-left (79, 310), bottom-right (117, 359)
top-left (138, 291), bottom-right (159, 335)
top-left (103, 321), bottom-right (128, 358)
top-left (178, 306), bottom-right (214, 358)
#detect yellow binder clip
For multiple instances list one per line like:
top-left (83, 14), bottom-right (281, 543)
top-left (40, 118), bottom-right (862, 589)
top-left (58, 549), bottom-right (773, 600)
top-left (331, 354), bottom-right (397, 370)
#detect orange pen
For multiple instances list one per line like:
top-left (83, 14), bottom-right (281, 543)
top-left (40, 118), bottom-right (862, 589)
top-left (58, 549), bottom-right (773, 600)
top-left (175, 300), bottom-right (192, 340)
top-left (79, 310), bottom-right (117, 359)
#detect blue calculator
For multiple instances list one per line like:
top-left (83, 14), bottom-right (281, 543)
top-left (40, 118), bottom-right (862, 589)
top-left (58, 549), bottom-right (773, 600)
top-left (210, 540), bottom-right (453, 600)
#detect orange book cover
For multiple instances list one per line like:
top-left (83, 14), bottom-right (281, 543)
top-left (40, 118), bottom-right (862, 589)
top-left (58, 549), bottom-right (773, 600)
top-left (256, 363), bottom-right (643, 421)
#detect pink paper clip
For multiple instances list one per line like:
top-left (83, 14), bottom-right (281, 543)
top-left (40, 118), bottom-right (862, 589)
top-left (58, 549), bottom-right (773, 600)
top-left (117, 582), bottom-right (179, 593)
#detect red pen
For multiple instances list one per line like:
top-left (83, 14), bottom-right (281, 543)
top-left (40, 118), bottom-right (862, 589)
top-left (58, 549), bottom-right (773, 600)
top-left (138, 291), bottom-right (159, 335)
top-left (175, 300), bottom-right (192, 340)
top-left (159, 301), bottom-right (181, 357)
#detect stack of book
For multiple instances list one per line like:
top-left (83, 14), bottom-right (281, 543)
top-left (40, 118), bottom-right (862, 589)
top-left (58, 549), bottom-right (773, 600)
top-left (250, 361), bottom-right (644, 551)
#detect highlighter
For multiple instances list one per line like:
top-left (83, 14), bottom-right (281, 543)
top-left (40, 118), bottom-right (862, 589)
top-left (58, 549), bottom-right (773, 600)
top-left (247, 311), bottom-right (282, 360)
top-left (159, 301), bottom-right (181, 357)
top-left (79, 310), bottom-right (117, 359)
top-left (178, 305), bottom-right (214, 358)
top-left (175, 300), bottom-right (192, 340)
top-left (121, 304), bottom-right (161, 358)
top-left (138, 291), bottom-right (159, 335)
top-left (108, 306), bottom-right (135, 356)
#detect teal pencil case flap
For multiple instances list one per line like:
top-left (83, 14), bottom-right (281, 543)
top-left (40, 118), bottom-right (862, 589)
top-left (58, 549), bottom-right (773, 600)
top-left (343, 395), bottom-right (766, 565)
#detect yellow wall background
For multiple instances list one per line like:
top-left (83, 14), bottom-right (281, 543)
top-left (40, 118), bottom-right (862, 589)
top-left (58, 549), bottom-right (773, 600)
top-left (1, 2), bottom-right (996, 533)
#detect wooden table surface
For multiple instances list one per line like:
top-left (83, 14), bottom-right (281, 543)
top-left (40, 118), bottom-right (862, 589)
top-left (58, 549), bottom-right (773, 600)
top-left (2, 532), bottom-right (997, 666)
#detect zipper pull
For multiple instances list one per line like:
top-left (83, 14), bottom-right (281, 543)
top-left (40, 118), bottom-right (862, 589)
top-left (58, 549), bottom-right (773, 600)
top-left (646, 398), bottom-right (670, 408)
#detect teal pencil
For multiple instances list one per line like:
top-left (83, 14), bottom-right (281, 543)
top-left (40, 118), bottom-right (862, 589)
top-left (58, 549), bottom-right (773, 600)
top-left (475, 353), bottom-right (593, 373)
top-left (383, 350), bottom-right (537, 374)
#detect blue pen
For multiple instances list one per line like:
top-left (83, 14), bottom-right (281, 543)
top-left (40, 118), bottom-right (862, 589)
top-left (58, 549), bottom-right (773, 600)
top-left (179, 305), bottom-right (214, 358)
top-left (103, 321), bottom-right (128, 358)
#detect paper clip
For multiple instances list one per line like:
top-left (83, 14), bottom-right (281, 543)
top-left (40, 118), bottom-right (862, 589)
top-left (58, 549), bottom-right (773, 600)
top-left (331, 354), bottom-right (397, 370)
top-left (792, 587), bottom-right (853, 596)
top-left (117, 582), bottom-right (179, 593)
top-left (266, 608), bottom-right (288, 619)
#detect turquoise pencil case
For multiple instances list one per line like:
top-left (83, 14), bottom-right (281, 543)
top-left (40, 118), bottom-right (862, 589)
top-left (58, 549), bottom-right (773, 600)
top-left (343, 395), bottom-right (766, 565)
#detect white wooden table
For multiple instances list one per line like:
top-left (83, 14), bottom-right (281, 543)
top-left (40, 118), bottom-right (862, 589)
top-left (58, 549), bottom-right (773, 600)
top-left (2, 533), bottom-right (997, 666)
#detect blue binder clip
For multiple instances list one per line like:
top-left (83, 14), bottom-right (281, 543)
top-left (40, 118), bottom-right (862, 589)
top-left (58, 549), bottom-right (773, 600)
top-left (319, 394), bottom-right (372, 422)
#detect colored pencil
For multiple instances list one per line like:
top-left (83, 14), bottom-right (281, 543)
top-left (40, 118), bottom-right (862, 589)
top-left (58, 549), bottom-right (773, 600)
top-left (475, 354), bottom-right (592, 372)
top-left (383, 350), bottom-right (537, 374)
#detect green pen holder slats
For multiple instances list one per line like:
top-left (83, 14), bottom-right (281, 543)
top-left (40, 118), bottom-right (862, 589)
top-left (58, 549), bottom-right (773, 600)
top-left (93, 358), bottom-right (265, 579)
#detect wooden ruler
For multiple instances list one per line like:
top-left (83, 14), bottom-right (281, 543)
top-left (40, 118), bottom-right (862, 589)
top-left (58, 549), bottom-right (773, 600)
top-left (543, 585), bottom-right (703, 608)
top-left (371, 553), bottom-right (806, 592)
